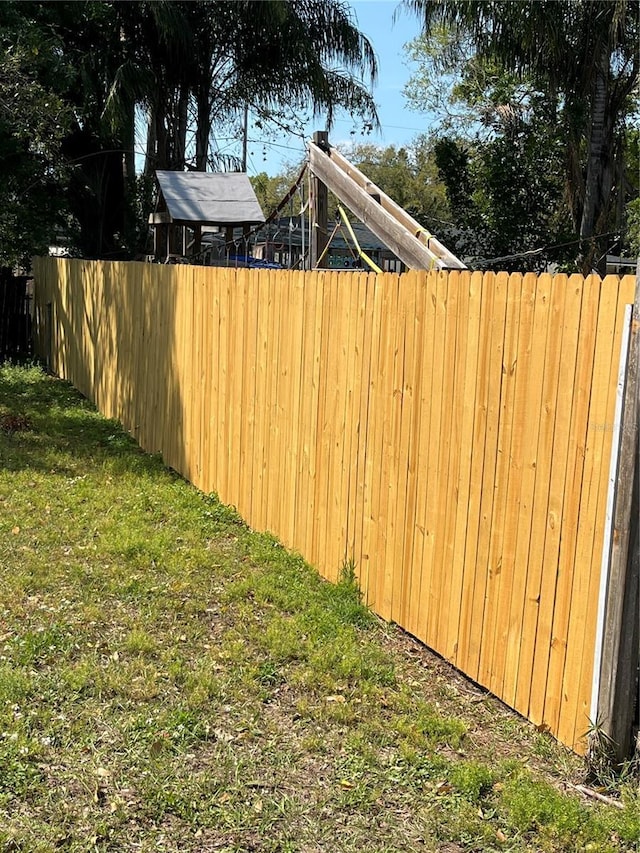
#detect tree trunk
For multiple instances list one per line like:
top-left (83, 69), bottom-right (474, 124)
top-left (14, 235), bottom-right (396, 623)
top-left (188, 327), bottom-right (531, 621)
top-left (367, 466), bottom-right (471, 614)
top-left (154, 101), bottom-right (169, 171)
top-left (173, 83), bottom-right (189, 170)
top-left (144, 107), bottom-right (157, 177)
top-left (122, 96), bottom-right (136, 182)
top-left (580, 50), bottom-right (614, 273)
top-left (195, 89), bottom-right (210, 172)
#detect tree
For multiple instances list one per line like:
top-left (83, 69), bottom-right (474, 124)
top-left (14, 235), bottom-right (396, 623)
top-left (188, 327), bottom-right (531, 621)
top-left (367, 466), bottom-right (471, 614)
top-left (341, 139), bottom-right (450, 227)
top-left (250, 163), bottom-right (305, 219)
top-left (0, 1), bottom-right (379, 261)
top-left (0, 4), bottom-right (71, 267)
top-left (405, 0), bottom-right (640, 272)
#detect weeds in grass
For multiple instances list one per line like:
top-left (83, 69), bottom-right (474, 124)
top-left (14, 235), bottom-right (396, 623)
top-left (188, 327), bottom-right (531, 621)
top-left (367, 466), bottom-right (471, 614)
top-left (1, 364), bottom-right (638, 852)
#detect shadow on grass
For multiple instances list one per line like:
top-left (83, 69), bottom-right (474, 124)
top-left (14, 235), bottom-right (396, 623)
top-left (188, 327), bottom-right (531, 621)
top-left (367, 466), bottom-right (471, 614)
top-left (0, 363), bottom-right (165, 478)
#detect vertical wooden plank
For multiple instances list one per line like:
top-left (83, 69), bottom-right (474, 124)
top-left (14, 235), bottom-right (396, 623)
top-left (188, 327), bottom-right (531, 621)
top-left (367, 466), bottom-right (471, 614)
top-left (228, 268), bottom-right (246, 508)
top-left (501, 274), bottom-right (552, 707)
top-left (148, 262), bottom-right (163, 458)
top-left (198, 266), bottom-right (213, 495)
top-left (304, 272), bottom-right (326, 564)
top-left (283, 271), bottom-right (306, 550)
top-left (339, 272), bottom-right (363, 565)
top-left (514, 275), bottom-right (568, 717)
top-left (408, 272), bottom-right (440, 640)
top-left (182, 264), bottom-right (196, 482)
top-left (446, 271), bottom-right (483, 665)
top-left (360, 273), bottom-right (385, 605)
top-left (477, 272), bottom-right (522, 690)
top-left (385, 272), bottom-right (412, 624)
top-left (131, 262), bottom-right (146, 452)
top-left (455, 273), bottom-right (495, 674)
top-left (271, 270), bottom-right (288, 540)
top-left (264, 269), bottom-right (284, 534)
top-left (429, 269), bottom-right (461, 650)
top-left (239, 270), bottom-right (259, 519)
top-left (131, 262), bottom-right (146, 446)
top-left (311, 271), bottom-right (334, 571)
top-left (207, 268), bottom-right (223, 494)
top-left (346, 271), bottom-right (373, 575)
top-left (161, 264), bottom-right (180, 474)
top-left (435, 269), bottom-right (470, 657)
top-left (287, 270), bottom-right (305, 550)
top-left (339, 273), bottom-right (362, 565)
top-left (362, 272), bottom-right (393, 610)
top-left (232, 267), bottom-right (245, 506)
top-left (527, 275), bottom-right (583, 725)
top-left (417, 271), bottom-right (448, 646)
top-left (168, 263), bottom-right (184, 475)
top-left (296, 271), bottom-right (318, 558)
top-left (216, 268), bottom-right (231, 504)
top-left (190, 264), bottom-right (205, 489)
top-left (325, 271), bottom-right (351, 575)
top-left (465, 271), bottom-right (509, 681)
top-left (398, 271), bottom-right (427, 631)
top-left (374, 272), bottom-right (401, 619)
top-left (251, 269), bottom-right (269, 531)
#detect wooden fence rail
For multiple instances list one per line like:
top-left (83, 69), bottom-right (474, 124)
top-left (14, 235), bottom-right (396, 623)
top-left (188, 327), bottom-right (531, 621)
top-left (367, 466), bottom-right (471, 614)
top-left (33, 258), bottom-right (636, 754)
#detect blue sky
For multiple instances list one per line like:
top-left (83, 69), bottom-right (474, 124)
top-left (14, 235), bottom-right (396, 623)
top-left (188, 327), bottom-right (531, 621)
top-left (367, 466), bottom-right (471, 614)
top-left (242, 1), bottom-right (429, 176)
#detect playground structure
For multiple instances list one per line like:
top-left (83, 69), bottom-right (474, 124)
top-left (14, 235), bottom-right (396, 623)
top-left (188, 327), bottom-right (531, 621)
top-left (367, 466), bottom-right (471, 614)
top-left (148, 132), bottom-right (466, 272)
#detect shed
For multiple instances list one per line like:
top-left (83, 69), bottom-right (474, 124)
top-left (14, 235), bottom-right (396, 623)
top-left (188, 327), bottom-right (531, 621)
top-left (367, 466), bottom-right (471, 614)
top-left (149, 171), bottom-right (265, 261)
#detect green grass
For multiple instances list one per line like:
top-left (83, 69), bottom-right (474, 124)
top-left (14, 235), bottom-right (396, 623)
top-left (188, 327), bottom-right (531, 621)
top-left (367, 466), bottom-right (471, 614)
top-left (1, 362), bottom-right (639, 852)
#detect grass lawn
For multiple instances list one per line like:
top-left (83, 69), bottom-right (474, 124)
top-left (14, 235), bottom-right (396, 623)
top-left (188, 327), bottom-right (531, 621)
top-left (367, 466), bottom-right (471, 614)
top-left (0, 363), bottom-right (638, 852)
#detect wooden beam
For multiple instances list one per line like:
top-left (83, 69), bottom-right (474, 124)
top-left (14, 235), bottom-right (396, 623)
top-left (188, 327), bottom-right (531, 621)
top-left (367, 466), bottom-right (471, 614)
top-left (596, 263), bottom-right (640, 763)
top-left (308, 143), bottom-right (465, 271)
top-left (327, 146), bottom-right (465, 269)
top-left (310, 131), bottom-right (329, 269)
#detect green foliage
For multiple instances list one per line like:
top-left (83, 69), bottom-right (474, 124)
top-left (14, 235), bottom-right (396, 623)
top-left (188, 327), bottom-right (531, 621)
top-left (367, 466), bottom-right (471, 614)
top-left (433, 111), bottom-right (575, 270)
top-left (0, 4), bottom-right (72, 266)
top-left (0, 1), bottom-right (379, 262)
top-left (502, 776), bottom-right (595, 843)
top-left (404, 0), bottom-right (640, 271)
top-left (625, 199), bottom-right (640, 258)
top-left (340, 139), bottom-right (450, 228)
top-left (407, 40), bottom-right (577, 269)
top-left (449, 760), bottom-right (496, 801)
top-left (250, 164), bottom-right (305, 218)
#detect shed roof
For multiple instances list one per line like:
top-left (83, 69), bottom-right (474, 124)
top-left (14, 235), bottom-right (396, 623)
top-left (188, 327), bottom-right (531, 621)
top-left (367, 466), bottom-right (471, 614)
top-left (155, 171), bottom-right (265, 226)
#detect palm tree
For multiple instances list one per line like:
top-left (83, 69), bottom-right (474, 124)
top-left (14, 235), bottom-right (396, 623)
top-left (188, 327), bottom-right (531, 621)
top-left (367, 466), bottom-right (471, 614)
top-left (405, 0), bottom-right (639, 271)
top-left (16, 0), bottom-right (378, 257)
top-left (148, 0), bottom-right (379, 174)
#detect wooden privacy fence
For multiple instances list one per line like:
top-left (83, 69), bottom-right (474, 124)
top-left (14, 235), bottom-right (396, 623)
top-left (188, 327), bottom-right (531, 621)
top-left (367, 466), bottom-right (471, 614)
top-left (33, 257), bottom-right (637, 755)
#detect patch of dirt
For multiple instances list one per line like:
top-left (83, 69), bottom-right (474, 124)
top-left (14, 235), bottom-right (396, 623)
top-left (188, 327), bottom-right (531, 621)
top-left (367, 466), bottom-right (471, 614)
top-left (0, 412), bottom-right (32, 433)
top-left (377, 619), bottom-right (585, 780)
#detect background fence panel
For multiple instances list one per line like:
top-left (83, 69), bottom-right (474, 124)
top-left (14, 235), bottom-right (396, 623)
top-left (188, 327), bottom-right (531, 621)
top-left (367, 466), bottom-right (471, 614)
top-left (32, 257), bottom-right (636, 753)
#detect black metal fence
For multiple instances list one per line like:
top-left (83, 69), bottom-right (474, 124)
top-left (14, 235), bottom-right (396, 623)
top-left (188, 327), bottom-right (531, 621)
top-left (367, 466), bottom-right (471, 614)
top-left (0, 270), bottom-right (33, 361)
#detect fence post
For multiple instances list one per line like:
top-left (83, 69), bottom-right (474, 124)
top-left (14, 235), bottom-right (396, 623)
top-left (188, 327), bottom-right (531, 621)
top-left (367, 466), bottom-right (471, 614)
top-left (596, 262), bottom-right (640, 763)
top-left (310, 131), bottom-right (329, 270)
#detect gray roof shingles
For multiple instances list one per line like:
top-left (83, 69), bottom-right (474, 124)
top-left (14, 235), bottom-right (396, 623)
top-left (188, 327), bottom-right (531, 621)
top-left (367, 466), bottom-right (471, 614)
top-left (156, 171), bottom-right (265, 226)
